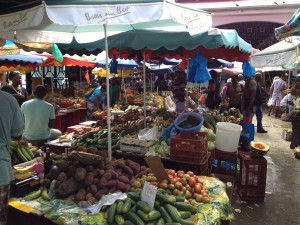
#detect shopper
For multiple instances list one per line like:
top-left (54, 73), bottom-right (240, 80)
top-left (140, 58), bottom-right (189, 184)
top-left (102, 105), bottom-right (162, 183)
top-left (280, 88), bottom-right (297, 113)
top-left (87, 83), bottom-right (107, 115)
top-left (0, 90), bottom-right (24, 225)
top-left (237, 74), bottom-right (245, 86)
top-left (241, 75), bottom-right (257, 150)
top-left (227, 76), bottom-right (244, 111)
top-left (206, 79), bottom-right (221, 110)
top-left (20, 86), bottom-right (61, 147)
top-left (268, 73), bottom-right (288, 117)
top-left (254, 73), bottom-right (267, 133)
top-left (1, 71), bottom-right (27, 106)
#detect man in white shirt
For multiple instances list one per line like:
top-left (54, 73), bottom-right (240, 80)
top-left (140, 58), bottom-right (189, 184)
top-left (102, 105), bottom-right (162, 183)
top-left (238, 74), bottom-right (245, 86)
top-left (21, 86), bottom-right (61, 146)
top-left (280, 88), bottom-right (296, 113)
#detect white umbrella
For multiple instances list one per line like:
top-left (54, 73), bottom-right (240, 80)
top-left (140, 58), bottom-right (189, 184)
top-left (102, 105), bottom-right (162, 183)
top-left (0, 0), bottom-right (212, 160)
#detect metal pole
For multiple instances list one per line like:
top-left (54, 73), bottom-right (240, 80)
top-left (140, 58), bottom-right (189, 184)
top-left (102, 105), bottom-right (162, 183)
top-left (143, 50), bottom-right (147, 128)
top-left (104, 24), bottom-right (112, 161)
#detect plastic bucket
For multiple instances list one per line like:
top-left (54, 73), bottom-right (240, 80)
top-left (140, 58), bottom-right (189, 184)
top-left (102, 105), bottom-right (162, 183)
top-left (174, 112), bottom-right (204, 132)
top-left (215, 122), bottom-right (242, 152)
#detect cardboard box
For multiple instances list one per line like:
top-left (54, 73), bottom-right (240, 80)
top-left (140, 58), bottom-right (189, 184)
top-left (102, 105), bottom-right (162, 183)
top-left (120, 137), bottom-right (156, 154)
top-left (214, 173), bottom-right (235, 202)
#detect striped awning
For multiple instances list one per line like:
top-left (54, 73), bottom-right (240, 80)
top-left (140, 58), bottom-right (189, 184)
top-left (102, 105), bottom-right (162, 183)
top-left (275, 8), bottom-right (300, 40)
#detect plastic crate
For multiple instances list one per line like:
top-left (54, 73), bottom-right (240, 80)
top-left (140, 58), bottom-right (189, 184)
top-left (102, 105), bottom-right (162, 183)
top-left (170, 131), bottom-right (208, 164)
top-left (212, 149), bottom-right (238, 176)
top-left (237, 151), bottom-right (267, 202)
top-left (175, 152), bottom-right (212, 176)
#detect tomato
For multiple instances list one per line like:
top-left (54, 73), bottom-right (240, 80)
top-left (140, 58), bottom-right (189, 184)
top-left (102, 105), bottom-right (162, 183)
top-left (196, 194), bottom-right (203, 203)
top-left (181, 186), bottom-right (187, 194)
top-left (188, 177), bottom-right (197, 187)
top-left (173, 189), bottom-right (180, 196)
top-left (187, 171), bottom-right (194, 177)
top-left (200, 189), bottom-right (207, 195)
top-left (168, 184), bottom-right (175, 191)
top-left (185, 184), bottom-right (191, 192)
top-left (184, 174), bottom-right (191, 181)
top-left (168, 175), bottom-right (173, 179)
top-left (161, 179), bottom-right (169, 184)
top-left (177, 170), bottom-right (185, 175)
top-left (175, 182), bottom-right (183, 190)
top-left (170, 178), bottom-right (176, 184)
top-left (168, 169), bottom-right (176, 176)
top-left (201, 197), bottom-right (210, 203)
top-left (180, 178), bottom-right (187, 186)
top-left (177, 173), bottom-right (184, 178)
top-left (193, 193), bottom-right (200, 198)
top-left (185, 190), bottom-right (192, 199)
top-left (158, 182), bottom-right (168, 189)
top-left (194, 183), bottom-right (202, 194)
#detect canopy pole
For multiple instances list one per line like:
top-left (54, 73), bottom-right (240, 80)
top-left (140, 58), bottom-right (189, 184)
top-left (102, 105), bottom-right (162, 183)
top-left (104, 24), bottom-right (112, 161)
top-left (143, 49), bottom-right (147, 128)
top-left (288, 70), bottom-right (291, 88)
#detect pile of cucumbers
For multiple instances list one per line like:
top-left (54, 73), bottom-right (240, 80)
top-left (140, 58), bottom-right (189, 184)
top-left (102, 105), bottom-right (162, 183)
top-left (71, 129), bottom-right (121, 150)
top-left (104, 190), bottom-right (197, 225)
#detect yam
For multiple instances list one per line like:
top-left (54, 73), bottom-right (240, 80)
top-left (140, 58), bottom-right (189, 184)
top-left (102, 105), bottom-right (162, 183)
top-left (106, 179), bottom-right (117, 188)
top-left (135, 171), bottom-right (147, 178)
top-left (57, 172), bottom-right (68, 183)
top-left (55, 177), bottom-right (79, 199)
top-left (85, 165), bottom-right (94, 172)
top-left (108, 186), bottom-right (117, 193)
top-left (122, 166), bottom-right (133, 177)
top-left (49, 166), bottom-right (60, 180)
top-left (140, 166), bottom-right (147, 171)
top-left (71, 160), bottom-right (83, 168)
top-left (102, 171), bottom-right (112, 180)
top-left (97, 169), bottom-right (105, 177)
top-left (77, 146), bottom-right (87, 152)
top-left (87, 147), bottom-right (98, 155)
top-left (56, 160), bottom-right (69, 172)
top-left (98, 177), bottom-right (108, 188)
top-left (75, 191), bottom-right (86, 202)
top-left (84, 175), bottom-right (94, 187)
top-left (90, 184), bottom-right (98, 194)
top-left (93, 178), bottom-right (99, 185)
top-left (86, 193), bottom-right (93, 200)
top-left (74, 168), bottom-right (87, 182)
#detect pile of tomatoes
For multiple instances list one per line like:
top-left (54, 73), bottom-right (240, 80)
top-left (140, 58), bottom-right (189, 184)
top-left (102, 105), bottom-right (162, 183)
top-left (158, 169), bottom-right (211, 205)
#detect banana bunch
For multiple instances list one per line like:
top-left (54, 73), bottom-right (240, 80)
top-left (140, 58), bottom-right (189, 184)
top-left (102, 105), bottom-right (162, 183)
top-left (10, 142), bottom-right (37, 164)
top-left (13, 163), bottom-right (36, 180)
top-left (23, 187), bottom-right (50, 201)
top-left (58, 134), bottom-right (71, 143)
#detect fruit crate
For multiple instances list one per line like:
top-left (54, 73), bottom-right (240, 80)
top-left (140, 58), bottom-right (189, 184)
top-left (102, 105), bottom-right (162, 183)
top-left (120, 137), bottom-right (156, 154)
top-left (212, 149), bottom-right (238, 176)
top-left (174, 152), bottom-right (212, 176)
top-left (170, 131), bottom-right (208, 164)
top-left (237, 151), bottom-right (267, 202)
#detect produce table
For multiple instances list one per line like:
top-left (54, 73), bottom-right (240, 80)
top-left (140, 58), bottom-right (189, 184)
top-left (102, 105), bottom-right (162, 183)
top-left (54, 108), bottom-right (87, 133)
top-left (44, 139), bottom-right (72, 155)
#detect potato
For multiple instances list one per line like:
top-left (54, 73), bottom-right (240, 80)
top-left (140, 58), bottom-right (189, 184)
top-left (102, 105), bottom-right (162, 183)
top-left (74, 191), bottom-right (86, 202)
top-left (86, 193), bottom-right (93, 200)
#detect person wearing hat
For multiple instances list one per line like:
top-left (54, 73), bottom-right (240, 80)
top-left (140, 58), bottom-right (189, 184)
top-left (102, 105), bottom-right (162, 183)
top-left (20, 85), bottom-right (61, 147)
top-left (237, 74), bottom-right (245, 86)
top-left (268, 73), bottom-right (288, 117)
top-left (1, 71), bottom-right (27, 106)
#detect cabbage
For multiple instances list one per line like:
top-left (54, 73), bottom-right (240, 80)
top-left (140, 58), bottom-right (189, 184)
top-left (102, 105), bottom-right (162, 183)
top-left (208, 141), bottom-right (215, 151)
top-left (207, 129), bottom-right (216, 142)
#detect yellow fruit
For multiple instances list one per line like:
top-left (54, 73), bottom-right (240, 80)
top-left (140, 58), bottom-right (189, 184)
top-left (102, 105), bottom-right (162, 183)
top-left (13, 164), bottom-right (35, 174)
top-left (14, 171), bottom-right (34, 180)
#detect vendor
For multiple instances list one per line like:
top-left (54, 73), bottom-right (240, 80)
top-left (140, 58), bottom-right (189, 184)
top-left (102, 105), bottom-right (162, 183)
top-left (174, 88), bottom-right (198, 113)
top-left (1, 71), bottom-right (28, 106)
top-left (21, 85), bottom-right (62, 147)
top-left (280, 88), bottom-right (297, 113)
top-left (87, 83), bottom-right (107, 117)
top-left (206, 79), bottom-right (221, 110)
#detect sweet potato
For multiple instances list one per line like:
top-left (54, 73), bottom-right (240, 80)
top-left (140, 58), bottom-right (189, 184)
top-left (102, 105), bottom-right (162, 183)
top-left (87, 147), bottom-right (98, 155)
top-left (57, 172), bottom-right (68, 183)
top-left (135, 171), bottom-right (147, 178)
top-left (107, 169), bottom-right (118, 179)
top-left (74, 191), bottom-right (86, 202)
top-left (97, 169), bottom-right (105, 177)
top-left (84, 175), bottom-right (94, 187)
top-left (108, 186), bottom-right (117, 193)
top-left (86, 193), bottom-right (93, 200)
top-left (122, 166), bottom-right (133, 177)
top-left (98, 177), bottom-right (108, 188)
top-left (90, 184), bottom-right (98, 194)
top-left (134, 163), bottom-right (141, 175)
top-left (118, 176), bottom-right (129, 184)
top-left (85, 165), bottom-right (94, 172)
top-left (140, 165), bottom-right (147, 171)
top-left (102, 171), bottom-right (112, 180)
top-left (93, 178), bottom-right (99, 185)
top-left (106, 179), bottom-right (117, 188)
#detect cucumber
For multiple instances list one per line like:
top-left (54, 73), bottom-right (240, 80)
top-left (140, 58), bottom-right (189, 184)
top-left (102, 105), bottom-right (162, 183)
top-left (122, 198), bottom-right (132, 214)
top-left (127, 192), bottom-right (141, 202)
top-left (179, 211), bottom-right (192, 219)
top-left (116, 201), bottom-right (124, 214)
top-left (124, 221), bottom-right (135, 225)
top-left (148, 210), bottom-right (161, 221)
top-left (115, 215), bottom-right (125, 225)
top-left (156, 193), bottom-right (176, 205)
top-left (137, 201), bottom-right (151, 213)
top-left (147, 221), bottom-right (156, 225)
top-left (157, 206), bottom-right (172, 223)
top-left (107, 203), bottom-right (117, 224)
top-left (174, 202), bottom-right (197, 214)
top-left (125, 212), bottom-right (145, 225)
top-left (177, 218), bottom-right (194, 225)
top-left (165, 223), bottom-right (181, 225)
top-left (156, 218), bottom-right (165, 225)
top-left (154, 200), bottom-right (161, 207)
top-left (164, 204), bottom-right (181, 223)
top-left (174, 196), bottom-right (185, 202)
top-left (137, 209), bottom-right (149, 222)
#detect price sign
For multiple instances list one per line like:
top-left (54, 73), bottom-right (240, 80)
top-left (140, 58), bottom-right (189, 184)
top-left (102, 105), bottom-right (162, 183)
top-left (141, 181), bottom-right (157, 210)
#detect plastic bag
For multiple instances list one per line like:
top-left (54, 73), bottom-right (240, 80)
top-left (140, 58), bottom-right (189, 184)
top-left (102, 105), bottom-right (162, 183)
top-left (240, 117), bottom-right (255, 142)
top-left (138, 126), bottom-right (158, 141)
top-left (164, 96), bottom-right (176, 112)
top-left (267, 98), bottom-right (272, 107)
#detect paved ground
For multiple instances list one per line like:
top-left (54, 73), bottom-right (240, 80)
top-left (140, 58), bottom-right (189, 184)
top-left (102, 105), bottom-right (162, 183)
top-left (231, 112), bottom-right (300, 225)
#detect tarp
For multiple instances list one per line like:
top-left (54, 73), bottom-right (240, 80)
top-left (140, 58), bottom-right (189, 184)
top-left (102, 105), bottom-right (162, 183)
top-left (250, 36), bottom-right (300, 69)
top-left (59, 28), bottom-right (253, 61)
top-left (96, 58), bottom-right (139, 69)
top-left (275, 8), bottom-right (300, 40)
top-left (0, 51), bottom-right (48, 64)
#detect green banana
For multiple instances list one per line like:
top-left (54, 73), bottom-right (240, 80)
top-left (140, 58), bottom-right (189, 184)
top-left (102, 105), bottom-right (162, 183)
top-left (24, 146), bottom-right (34, 159)
top-left (20, 145), bottom-right (32, 161)
top-left (41, 188), bottom-right (50, 201)
top-left (15, 146), bottom-right (28, 162)
top-left (24, 189), bottom-right (42, 201)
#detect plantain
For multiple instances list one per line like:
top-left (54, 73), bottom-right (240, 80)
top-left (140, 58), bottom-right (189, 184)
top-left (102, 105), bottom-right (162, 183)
top-left (23, 146), bottom-right (34, 159)
top-left (14, 171), bottom-right (34, 180)
top-left (24, 189), bottom-right (42, 201)
top-left (15, 146), bottom-right (28, 162)
top-left (41, 188), bottom-right (50, 201)
top-left (20, 145), bottom-right (32, 161)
